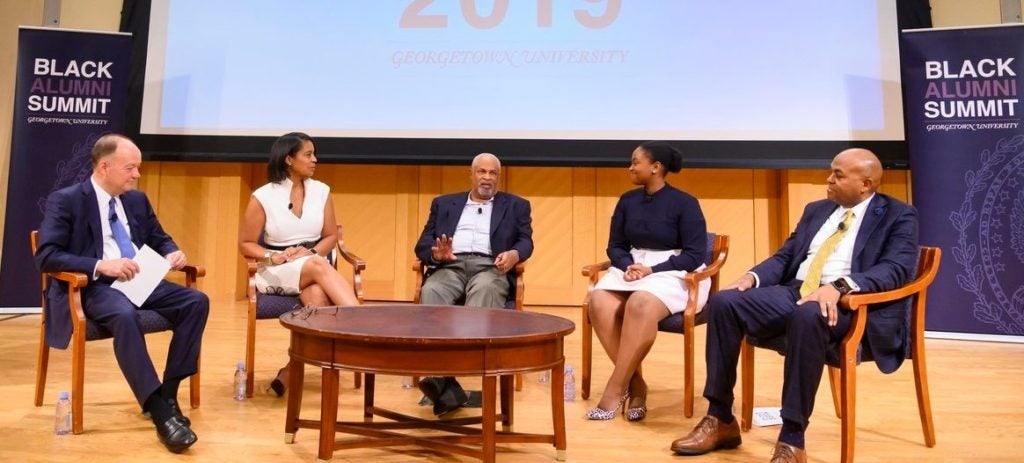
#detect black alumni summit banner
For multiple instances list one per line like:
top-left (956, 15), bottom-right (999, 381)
top-left (0, 27), bottom-right (131, 309)
top-left (901, 24), bottom-right (1024, 338)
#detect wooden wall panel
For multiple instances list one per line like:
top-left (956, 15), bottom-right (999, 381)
top-left (144, 162), bottom-right (251, 300)
top-left (508, 167), bottom-right (575, 304)
top-left (122, 162), bottom-right (910, 305)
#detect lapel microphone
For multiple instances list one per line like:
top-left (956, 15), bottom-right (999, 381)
top-left (838, 221), bottom-right (846, 231)
top-left (288, 202), bottom-right (293, 210)
top-left (477, 207), bottom-right (482, 214)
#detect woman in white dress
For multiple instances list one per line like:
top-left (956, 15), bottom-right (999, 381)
top-left (586, 142), bottom-right (710, 421)
top-left (239, 132), bottom-right (359, 395)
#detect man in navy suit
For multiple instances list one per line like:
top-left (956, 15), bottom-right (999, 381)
top-left (413, 152), bottom-right (533, 415)
top-left (670, 149), bottom-right (919, 463)
top-left (35, 134), bottom-right (208, 453)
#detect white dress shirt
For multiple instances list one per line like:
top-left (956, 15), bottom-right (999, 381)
top-left (451, 194), bottom-right (494, 256)
top-left (90, 177), bottom-right (138, 278)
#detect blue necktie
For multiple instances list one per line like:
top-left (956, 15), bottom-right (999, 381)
top-left (108, 197), bottom-right (136, 258)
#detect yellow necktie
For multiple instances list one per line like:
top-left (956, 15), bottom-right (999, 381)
top-left (800, 210), bottom-right (854, 297)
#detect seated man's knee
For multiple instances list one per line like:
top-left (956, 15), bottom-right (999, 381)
top-left (788, 304), bottom-right (826, 332)
top-left (704, 290), bottom-right (741, 322)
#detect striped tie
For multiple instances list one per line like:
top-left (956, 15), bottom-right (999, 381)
top-left (799, 210), bottom-right (854, 297)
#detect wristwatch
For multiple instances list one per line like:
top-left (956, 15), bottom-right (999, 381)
top-left (831, 278), bottom-right (854, 296)
top-left (262, 250), bottom-right (274, 265)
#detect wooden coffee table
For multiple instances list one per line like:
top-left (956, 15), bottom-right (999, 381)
top-left (280, 304), bottom-right (575, 462)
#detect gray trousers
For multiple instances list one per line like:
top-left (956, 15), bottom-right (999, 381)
top-left (420, 254), bottom-right (509, 308)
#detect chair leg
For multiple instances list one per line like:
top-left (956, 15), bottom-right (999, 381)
top-left (353, 372), bottom-right (362, 389)
top-left (363, 373), bottom-right (376, 420)
top-left (912, 341), bottom-right (936, 447)
top-left (581, 311), bottom-right (592, 400)
top-left (189, 350), bottom-right (201, 409)
top-left (684, 324), bottom-right (694, 418)
top-left (515, 372), bottom-right (523, 392)
top-left (245, 313), bottom-right (257, 398)
top-left (71, 334), bottom-right (85, 435)
top-left (34, 323), bottom-right (50, 407)
top-left (740, 340), bottom-right (753, 431)
top-left (839, 364), bottom-right (857, 463)
top-left (828, 366), bottom-right (841, 418)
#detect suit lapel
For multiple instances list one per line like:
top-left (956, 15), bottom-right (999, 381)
top-left (852, 194), bottom-right (887, 269)
top-left (81, 181), bottom-right (103, 259)
top-left (490, 193), bottom-right (508, 235)
top-left (441, 194), bottom-right (465, 236)
top-left (120, 194), bottom-right (144, 247)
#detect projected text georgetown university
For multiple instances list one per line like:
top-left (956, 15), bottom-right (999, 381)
top-left (923, 57), bottom-right (1019, 131)
top-left (26, 58), bottom-right (113, 125)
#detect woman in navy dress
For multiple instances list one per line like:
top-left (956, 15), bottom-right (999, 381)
top-left (586, 142), bottom-right (709, 421)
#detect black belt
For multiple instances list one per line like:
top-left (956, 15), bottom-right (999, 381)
top-left (264, 240), bottom-right (319, 251)
top-left (455, 252), bottom-right (492, 258)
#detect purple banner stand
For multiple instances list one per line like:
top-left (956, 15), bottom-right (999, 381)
top-left (0, 27), bottom-right (131, 311)
top-left (901, 24), bottom-right (1024, 340)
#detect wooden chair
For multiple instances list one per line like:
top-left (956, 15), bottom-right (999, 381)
top-left (580, 233), bottom-right (729, 417)
top-left (31, 230), bottom-right (204, 435)
top-left (740, 246), bottom-right (941, 463)
top-left (411, 259), bottom-right (526, 391)
top-left (244, 225), bottom-right (365, 397)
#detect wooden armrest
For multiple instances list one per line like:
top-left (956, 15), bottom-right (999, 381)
top-left (245, 258), bottom-right (258, 276)
top-left (581, 261), bottom-right (612, 278)
top-left (45, 271), bottom-right (89, 288)
top-left (335, 241), bottom-right (366, 272)
top-left (841, 276), bottom-right (931, 310)
top-left (175, 264), bottom-right (206, 278)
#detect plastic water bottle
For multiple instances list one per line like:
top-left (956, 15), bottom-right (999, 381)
top-left (563, 365), bottom-right (576, 402)
top-left (538, 370), bottom-right (551, 383)
top-left (54, 391), bottom-right (72, 435)
top-left (233, 362), bottom-right (246, 400)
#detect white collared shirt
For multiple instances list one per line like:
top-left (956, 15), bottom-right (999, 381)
top-left (451, 194), bottom-right (494, 255)
top-left (91, 176), bottom-right (137, 261)
top-left (793, 194), bottom-right (875, 287)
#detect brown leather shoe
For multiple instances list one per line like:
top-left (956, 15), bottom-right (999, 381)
top-left (670, 415), bottom-right (741, 456)
top-left (770, 442), bottom-right (807, 463)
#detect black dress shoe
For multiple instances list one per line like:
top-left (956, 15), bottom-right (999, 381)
top-left (166, 398), bottom-right (191, 427)
top-left (418, 377), bottom-right (447, 406)
top-left (155, 415), bottom-right (197, 453)
top-left (432, 377), bottom-right (469, 417)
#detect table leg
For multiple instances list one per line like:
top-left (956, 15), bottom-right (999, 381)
top-left (500, 374), bottom-right (514, 432)
top-left (318, 367), bottom-right (340, 462)
top-left (482, 375), bottom-right (497, 463)
top-left (363, 373), bottom-right (375, 421)
top-left (284, 358), bottom-right (305, 444)
top-left (551, 361), bottom-right (567, 461)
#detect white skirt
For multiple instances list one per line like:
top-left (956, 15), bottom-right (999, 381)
top-left (255, 255), bottom-right (313, 296)
top-left (594, 248), bottom-right (711, 314)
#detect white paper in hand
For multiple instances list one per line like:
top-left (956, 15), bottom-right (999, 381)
top-left (111, 245), bottom-right (171, 306)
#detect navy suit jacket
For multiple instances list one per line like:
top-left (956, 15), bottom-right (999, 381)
top-left (414, 191), bottom-right (533, 282)
top-left (35, 180), bottom-right (179, 349)
top-left (751, 193), bottom-right (919, 373)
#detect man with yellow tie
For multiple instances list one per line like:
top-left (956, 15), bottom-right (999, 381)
top-left (670, 148), bottom-right (919, 463)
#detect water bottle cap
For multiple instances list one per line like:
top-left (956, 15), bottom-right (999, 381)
top-left (59, 391), bottom-right (69, 399)
top-left (237, 361), bottom-right (245, 370)
top-left (565, 365), bottom-right (574, 373)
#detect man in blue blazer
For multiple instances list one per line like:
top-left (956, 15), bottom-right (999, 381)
top-left (413, 152), bottom-right (533, 415)
top-left (671, 149), bottom-right (919, 463)
top-left (35, 134), bottom-right (208, 453)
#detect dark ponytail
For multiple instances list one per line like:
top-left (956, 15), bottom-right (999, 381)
top-left (638, 141), bottom-right (683, 173)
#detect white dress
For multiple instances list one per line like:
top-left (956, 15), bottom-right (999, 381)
top-left (252, 178), bottom-right (330, 295)
top-left (594, 248), bottom-right (711, 314)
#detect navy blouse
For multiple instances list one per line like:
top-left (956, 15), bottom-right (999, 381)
top-left (607, 184), bottom-right (707, 273)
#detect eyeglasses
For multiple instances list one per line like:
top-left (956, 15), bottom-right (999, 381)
top-left (288, 305), bottom-right (339, 320)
